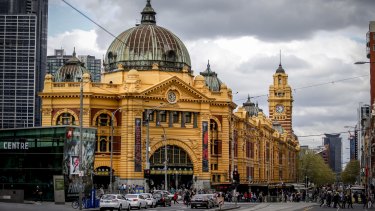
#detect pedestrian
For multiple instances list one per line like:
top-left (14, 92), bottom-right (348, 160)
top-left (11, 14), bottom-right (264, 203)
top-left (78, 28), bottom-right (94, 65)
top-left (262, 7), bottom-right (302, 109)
top-left (34, 185), bottom-right (43, 202)
top-left (346, 193), bottom-right (353, 208)
top-left (217, 192), bottom-right (224, 210)
top-left (173, 192), bottom-right (179, 204)
top-left (99, 186), bottom-right (104, 198)
top-left (184, 190), bottom-right (191, 206)
top-left (319, 191), bottom-right (326, 207)
top-left (362, 193), bottom-right (368, 209)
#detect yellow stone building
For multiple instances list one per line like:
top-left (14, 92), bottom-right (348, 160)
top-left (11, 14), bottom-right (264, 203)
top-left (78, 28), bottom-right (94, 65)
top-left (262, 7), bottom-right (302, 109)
top-left (40, 0), bottom-right (299, 192)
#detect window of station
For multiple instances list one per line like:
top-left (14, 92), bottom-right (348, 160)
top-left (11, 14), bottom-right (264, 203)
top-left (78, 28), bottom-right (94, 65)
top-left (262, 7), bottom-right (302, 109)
top-left (56, 112), bottom-right (76, 125)
top-left (96, 113), bottom-right (111, 126)
top-left (172, 111), bottom-right (179, 123)
top-left (99, 138), bottom-right (107, 152)
top-left (143, 110), bottom-right (154, 122)
top-left (159, 111), bottom-right (167, 122)
top-left (185, 112), bottom-right (192, 123)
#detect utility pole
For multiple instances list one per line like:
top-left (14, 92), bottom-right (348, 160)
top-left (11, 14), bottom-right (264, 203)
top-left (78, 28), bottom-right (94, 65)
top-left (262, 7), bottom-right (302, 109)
top-left (78, 75), bottom-right (83, 210)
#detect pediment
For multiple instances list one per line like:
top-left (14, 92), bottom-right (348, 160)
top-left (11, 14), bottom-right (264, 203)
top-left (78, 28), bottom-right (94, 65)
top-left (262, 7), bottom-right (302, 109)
top-left (139, 76), bottom-right (213, 102)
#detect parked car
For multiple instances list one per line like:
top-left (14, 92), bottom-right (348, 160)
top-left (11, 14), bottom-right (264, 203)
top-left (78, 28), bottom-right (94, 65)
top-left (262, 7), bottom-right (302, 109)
top-left (205, 193), bottom-right (219, 207)
top-left (140, 193), bottom-right (156, 208)
top-left (125, 194), bottom-right (148, 209)
top-left (100, 194), bottom-right (131, 211)
top-left (153, 192), bottom-right (172, 207)
top-left (190, 194), bottom-right (213, 209)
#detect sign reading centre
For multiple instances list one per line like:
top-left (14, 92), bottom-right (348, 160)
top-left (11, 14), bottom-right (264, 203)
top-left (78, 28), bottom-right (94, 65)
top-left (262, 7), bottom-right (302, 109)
top-left (3, 141), bottom-right (29, 150)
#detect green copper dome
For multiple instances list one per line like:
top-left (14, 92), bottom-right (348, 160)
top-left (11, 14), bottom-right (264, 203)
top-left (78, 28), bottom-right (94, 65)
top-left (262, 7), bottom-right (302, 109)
top-left (54, 49), bottom-right (90, 82)
top-left (104, 0), bottom-right (191, 72)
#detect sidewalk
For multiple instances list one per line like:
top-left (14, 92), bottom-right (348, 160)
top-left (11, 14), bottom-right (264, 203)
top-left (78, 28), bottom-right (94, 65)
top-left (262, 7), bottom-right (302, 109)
top-left (212, 202), bottom-right (317, 211)
top-left (243, 202), bottom-right (316, 211)
top-left (24, 200), bottom-right (99, 210)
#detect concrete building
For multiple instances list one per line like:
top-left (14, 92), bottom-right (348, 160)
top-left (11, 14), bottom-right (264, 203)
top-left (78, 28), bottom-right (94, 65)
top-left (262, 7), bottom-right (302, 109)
top-left (0, 0), bottom-right (48, 128)
top-left (40, 0), bottom-right (299, 192)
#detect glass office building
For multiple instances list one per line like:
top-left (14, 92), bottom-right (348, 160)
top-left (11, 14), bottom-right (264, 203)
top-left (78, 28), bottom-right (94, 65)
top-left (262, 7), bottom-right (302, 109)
top-left (0, 0), bottom-right (48, 128)
top-left (0, 126), bottom-right (96, 201)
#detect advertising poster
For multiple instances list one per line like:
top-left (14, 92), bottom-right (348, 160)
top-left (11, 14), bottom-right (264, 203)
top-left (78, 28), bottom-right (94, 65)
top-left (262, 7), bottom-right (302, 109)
top-left (70, 156), bottom-right (80, 175)
top-left (135, 118), bottom-right (142, 172)
top-left (202, 121), bottom-right (209, 172)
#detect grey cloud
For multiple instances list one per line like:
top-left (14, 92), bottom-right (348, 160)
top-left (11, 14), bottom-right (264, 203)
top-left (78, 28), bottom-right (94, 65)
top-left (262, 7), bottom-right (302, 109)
top-left (71, 0), bottom-right (375, 45)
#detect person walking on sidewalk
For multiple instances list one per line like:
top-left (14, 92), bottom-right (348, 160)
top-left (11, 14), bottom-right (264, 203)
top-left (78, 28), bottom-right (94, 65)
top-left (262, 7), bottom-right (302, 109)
top-left (217, 192), bottom-right (224, 210)
top-left (346, 192), bottom-right (353, 208)
top-left (173, 192), bottom-right (179, 204)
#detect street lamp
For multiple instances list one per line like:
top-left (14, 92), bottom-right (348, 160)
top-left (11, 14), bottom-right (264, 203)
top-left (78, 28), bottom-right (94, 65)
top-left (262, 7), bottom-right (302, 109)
top-left (110, 108), bottom-right (122, 193)
top-left (78, 74), bottom-right (84, 210)
top-left (161, 127), bottom-right (168, 191)
top-left (145, 102), bottom-right (175, 192)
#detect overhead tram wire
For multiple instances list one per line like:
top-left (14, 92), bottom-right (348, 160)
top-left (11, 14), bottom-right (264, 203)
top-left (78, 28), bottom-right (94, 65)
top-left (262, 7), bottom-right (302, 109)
top-left (62, 0), bottom-right (126, 48)
top-left (233, 74), bottom-right (369, 104)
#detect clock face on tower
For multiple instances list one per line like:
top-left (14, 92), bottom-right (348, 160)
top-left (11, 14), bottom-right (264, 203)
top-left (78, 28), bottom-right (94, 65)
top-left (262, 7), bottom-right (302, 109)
top-left (167, 91), bottom-right (177, 103)
top-left (276, 104), bottom-right (284, 113)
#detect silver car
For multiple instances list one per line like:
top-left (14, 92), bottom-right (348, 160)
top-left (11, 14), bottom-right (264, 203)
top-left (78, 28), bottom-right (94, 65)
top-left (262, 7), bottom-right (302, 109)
top-left (141, 193), bottom-right (157, 208)
top-left (100, 194), bottom-right (131, 211)
top-left (125, 194), bottom-right (148, 209)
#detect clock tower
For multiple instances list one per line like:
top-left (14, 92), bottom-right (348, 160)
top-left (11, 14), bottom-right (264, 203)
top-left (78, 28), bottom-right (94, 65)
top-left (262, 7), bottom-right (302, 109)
top-left (268, 63), bottom-right (293, 135)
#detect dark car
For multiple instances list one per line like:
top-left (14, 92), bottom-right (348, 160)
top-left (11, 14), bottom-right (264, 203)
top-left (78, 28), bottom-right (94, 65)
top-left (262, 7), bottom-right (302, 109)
top-left (190, 194), bottom-right (213, 209)
top-left (153, 192), bottom-right (172, 207)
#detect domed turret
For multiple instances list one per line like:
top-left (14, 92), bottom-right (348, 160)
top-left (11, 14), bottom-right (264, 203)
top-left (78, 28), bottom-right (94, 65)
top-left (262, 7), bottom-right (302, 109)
top-left (104, 0), bottom-right (191, 73)
top-left (200, 61), bottom-right (222, 92)
top-left (276, 63), bottom-right (285, 74)
top-left (243, 95), bottom-right (260, 117)
top-left (54, 49), bottom-right (90, 82)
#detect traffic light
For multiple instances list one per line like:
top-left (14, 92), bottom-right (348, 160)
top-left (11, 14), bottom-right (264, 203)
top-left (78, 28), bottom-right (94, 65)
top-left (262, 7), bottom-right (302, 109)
top-left (304, 177), bottom-right (309, 188)
top-left (233, 170), bottom-right (240, 184)
top-left (354, 130), bottom-right (358, 160)
top-left (144, 169), bottom-right (150, 178)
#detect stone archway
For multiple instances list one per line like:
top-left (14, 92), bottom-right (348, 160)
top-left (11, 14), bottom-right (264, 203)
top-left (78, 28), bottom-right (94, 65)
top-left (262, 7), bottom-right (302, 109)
top-left (149, 140), bottom-right (197, 190)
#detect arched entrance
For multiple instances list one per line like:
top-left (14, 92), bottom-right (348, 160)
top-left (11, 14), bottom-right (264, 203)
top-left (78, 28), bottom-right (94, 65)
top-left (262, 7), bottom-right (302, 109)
top-left (149, 145), bottom-right (193, 190)
top-left (93, 166), bottom-right (114, 189)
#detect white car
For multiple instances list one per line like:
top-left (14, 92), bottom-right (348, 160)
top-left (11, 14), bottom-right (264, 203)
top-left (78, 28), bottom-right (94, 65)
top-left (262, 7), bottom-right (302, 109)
top-left (140, 193), bottom-right (157, 208)
top-left (125, 194), bottom-right (148, 209)
top-left (100, 194), bottom-right (131, 211)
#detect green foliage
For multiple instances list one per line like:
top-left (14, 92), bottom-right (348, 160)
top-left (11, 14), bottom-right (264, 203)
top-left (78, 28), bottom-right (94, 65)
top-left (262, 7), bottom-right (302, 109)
top-left (298, 150), bottom-right (335, 186)
top-left (341, 160), bottom-right (360, 184)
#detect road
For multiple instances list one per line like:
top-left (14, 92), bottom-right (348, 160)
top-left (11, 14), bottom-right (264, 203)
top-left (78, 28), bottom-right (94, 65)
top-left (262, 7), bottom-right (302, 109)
top-left (0, 201), bottom-right (320, 211)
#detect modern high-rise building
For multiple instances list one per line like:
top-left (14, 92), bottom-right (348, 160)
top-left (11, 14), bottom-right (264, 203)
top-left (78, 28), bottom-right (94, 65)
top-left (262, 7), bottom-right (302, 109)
top-left (77, 55), bottom-right (101, 82)
top-left (323, 133), bottom-right (342, 173)
top-left (47, 49), bottom-right (72, 75)
top-left (47, 49), bottom-right (101, 82)
top-left (0, 0), bottom-right (48, 128)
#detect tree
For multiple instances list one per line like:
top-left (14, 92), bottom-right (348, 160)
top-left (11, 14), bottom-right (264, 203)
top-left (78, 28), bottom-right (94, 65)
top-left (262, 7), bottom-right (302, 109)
top-left (298, 150), bottom-right (335, 186)
top-left (341, 160), bottom-right (360, 184)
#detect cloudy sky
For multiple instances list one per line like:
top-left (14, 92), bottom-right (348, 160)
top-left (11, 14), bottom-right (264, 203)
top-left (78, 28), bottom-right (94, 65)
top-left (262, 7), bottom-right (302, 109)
top-left (48, 0), bottom-right (375, 164)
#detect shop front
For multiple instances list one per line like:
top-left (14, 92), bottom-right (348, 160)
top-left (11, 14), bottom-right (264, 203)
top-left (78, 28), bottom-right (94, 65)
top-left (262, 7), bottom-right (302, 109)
top-left (0, 126), bottom-right (96, 202)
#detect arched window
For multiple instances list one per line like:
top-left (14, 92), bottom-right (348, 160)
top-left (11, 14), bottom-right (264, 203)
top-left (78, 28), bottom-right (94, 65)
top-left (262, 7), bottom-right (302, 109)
top-left (96, 113), bottom-right (111, 126)
top-left (100, 138), bottom-right (107, 152)
top-left (56, 113), bottom-right (76, 125)
top-left (165, 50), bottom-right (176, 62)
